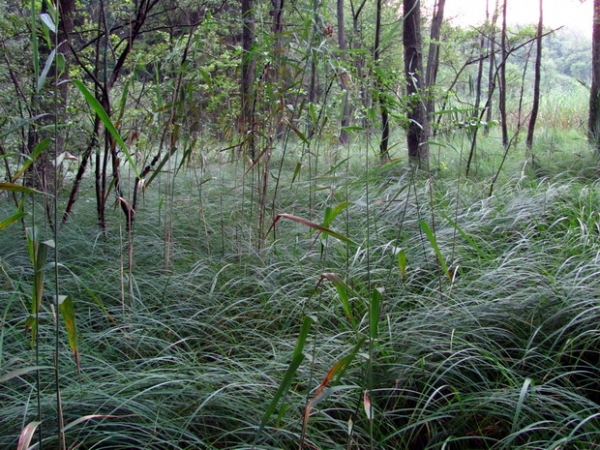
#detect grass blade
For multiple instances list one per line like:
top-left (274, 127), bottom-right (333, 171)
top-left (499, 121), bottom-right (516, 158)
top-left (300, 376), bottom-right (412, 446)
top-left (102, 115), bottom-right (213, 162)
top-left (419, 220), bottom-right (451, 280)
top-left (0, 366), bottom-right (53, 383)
top-left (17, 421), bottom-right (42, 450)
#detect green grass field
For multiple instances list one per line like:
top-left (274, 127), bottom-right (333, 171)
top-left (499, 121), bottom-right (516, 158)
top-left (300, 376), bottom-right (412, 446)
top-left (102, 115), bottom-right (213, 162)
top-left (2, 130), bottom-right (600, 449)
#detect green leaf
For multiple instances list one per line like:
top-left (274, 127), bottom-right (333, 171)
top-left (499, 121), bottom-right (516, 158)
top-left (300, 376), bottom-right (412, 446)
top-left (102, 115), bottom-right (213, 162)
top-left (11, 138), bottom-right (51, 182)
top-left (370, 288), bottom-right (383, 340)
top-left (444, 215), bottom-right (488, 260)
top-left (72, 80), bottom-right (139, 177)
top-left (320, 273), bottom-right (357, 329)
top-left (25, 232), bottom-right (51, 346)
top-left (291, 162), bottom-right (302, 184)
top-left (0, 183), bottom-right (44, 195)
top-left (397, 249), bottom-right (407, 281)
top-left (323, 202), bottom-right (350, 227)
top-left (0, 210), bottom-right (26, 232)
top-left (58, 295), bottom-right (79, 373)
top-left (37, 46), bottom-right (56, 92)
top-left (258, 316), bottom-right (313, 435)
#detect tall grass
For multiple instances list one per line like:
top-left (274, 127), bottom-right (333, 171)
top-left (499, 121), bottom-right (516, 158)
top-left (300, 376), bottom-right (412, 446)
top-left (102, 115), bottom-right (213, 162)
top-left (2, 149), bottom-right (600, 449)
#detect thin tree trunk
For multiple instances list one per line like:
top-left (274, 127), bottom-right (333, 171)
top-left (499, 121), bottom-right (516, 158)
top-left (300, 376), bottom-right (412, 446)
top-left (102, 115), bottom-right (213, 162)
top-left (375, 0), bottom-right (389, 160)
top-left (425, 0), bottom-right (446, 128)
top-left (589, 0), bottom-right (600, 150)
top-left (350, 0), bottom-right (369, 130)
top-left (526, 0), bottom-right (543, 160)
top-left (473, 1), bottom-right (488, 118)
top-left (485, 0), bottom-right (499, 135)
top-left (337, 0), bottom-right (351, 144)
top-left (499, 0), bottom-right (508, 148)
top-left (403, 0), bottom-right (429, 168)
top-left (307, 0), bottom-right (319, 138)
top-left (270, 0), bottom-right (285, 138)
top-left (241, 0), bottom-right (256, 158)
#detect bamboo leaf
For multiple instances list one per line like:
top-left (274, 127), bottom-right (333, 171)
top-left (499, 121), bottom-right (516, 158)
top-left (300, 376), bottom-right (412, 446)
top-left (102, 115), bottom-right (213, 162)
top-left (40, 12), bottom-right (56, 32)
top-left (258, 316), bottom-right (313, 435)
top-left (291, 162), bottom-right (302, 184)
top-left (25, 232), bottom-right (51, 345)
top-left (0, 115), bottom-right (47, 140)
top-left (444, 215), bottom-right (488, 259)
top-left (0, 210), bottom-right (26, 231)
top-left (268, 213), bottom-right (357, 246)
top-left (58, 295), bottom-right (80, 373)
top-left (397, 249), bottom-right (407, 281)
top-left (323, 202), bottom-right (351, 227)
top-left (37, 47), bottom-right (56, 92)
top-left (11, 137), bottom-right (51, 182)
top-left (320, 273), bottom-right (357, 328)
top-left (0, 183), bottom-right (44, 195)
top-left (72, 80), bottom-right (139, 177)
top-left (285, 118), bottom-right (308, 145)
top-left (370, 288), bottom-right (383, 340)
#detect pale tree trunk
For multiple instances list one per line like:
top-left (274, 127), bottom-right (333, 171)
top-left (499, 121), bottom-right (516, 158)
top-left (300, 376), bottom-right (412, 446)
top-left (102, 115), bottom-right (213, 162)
top-left (589, 0), bottom-right (600, 150)
top-left (485, 0), bottom-right (499, 135)
top-left (526, 0), bottom-right (543, 160)
top-left (425, 0), bottom-right (446, 127)
top-left (403, 0), bottom-right (429, 168)
top-left (337, 0), bottom-right (351, 144)
top-left (473, 0), bottom-right (488, 120)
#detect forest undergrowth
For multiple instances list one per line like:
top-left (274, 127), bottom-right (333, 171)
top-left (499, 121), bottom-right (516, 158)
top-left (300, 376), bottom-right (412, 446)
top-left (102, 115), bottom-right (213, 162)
top-left (2, 142), bottom-right (600, 449)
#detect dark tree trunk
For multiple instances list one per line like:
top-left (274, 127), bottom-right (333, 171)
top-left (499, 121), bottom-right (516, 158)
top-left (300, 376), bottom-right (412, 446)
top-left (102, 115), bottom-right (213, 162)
top-left (241, 0), bottom-right (256, 158)
top-left (499, 0), bottom-right (508, 148)
top-left (403, 0), bottom-right (429, 168)
top-left (589, 0), bottom-right (600, 150)
top-left (337, 0), bottom-right (351, 144)
top-left (526, 0), bottom-right (543, 158)
top-left (375, 0), bottom-right (389, 160)
top-left (306, 0), bottom-right (320, 138)
top-left (425, 0), bottom-right (446, 128)
top-left (61, 0), bottom-right (159, 230)
top-left (351, 0), bottom-right (370, 130)
top-left (270, 0), bottom-right (286, 138)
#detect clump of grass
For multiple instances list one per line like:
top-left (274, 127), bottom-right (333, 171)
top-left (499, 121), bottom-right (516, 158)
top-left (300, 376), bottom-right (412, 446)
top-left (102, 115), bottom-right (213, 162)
top-left (2, 150), bottom-right (600, 449)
